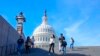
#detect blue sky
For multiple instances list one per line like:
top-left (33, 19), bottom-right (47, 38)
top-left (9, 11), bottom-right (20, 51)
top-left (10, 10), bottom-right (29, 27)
top-left (0, 0), bottom-right (100, 46)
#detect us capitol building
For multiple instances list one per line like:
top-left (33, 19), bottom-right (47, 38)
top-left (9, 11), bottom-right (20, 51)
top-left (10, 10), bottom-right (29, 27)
top-left (31, 10), bottom-right (58, 48)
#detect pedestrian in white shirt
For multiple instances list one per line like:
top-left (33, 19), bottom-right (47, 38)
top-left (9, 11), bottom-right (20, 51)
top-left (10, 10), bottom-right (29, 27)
top-left (49, 34), bottom-right (55, 54)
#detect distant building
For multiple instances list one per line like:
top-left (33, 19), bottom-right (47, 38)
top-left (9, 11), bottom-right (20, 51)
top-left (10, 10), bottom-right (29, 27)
top-left (31, 10), bottom-right (57, 48)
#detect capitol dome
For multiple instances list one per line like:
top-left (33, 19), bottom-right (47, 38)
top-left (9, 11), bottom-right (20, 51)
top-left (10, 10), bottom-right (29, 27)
top-left (31, 10), bottom-right (56, 48)
top-left (33, 24), bottom-right (55, 35)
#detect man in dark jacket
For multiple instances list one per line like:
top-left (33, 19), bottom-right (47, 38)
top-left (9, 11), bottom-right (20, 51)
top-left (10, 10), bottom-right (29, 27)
top-left (17, 36), bottom-right (24, 55)
top-left (59, 33), bottom-right (65, 52)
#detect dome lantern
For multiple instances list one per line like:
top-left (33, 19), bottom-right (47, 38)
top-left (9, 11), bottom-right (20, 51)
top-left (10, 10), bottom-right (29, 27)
top-left (42, 10), bottom-right (48, 25)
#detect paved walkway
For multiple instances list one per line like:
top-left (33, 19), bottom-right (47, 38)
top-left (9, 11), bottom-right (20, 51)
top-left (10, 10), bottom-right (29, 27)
top-left (9, 46), bottom-right (100, 56)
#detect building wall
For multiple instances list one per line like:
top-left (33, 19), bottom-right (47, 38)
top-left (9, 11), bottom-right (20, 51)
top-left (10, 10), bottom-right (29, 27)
top-left (0, 15), bottom-right (20, 56)
top-left (33, 32), bottom-right (59, 48)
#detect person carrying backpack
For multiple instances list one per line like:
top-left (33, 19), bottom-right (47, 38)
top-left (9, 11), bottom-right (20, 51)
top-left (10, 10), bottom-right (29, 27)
top-left (25, 36), bottom-right (33, 53)
top-left (59, 33), bottom-right (65, 52)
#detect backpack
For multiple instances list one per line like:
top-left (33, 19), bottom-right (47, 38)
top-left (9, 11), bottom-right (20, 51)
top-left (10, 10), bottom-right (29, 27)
top-left (62, 41), bottom-right (67, 47)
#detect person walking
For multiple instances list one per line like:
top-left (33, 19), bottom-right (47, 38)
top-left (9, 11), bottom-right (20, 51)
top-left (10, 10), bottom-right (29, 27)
top-left (17, 36), bottom-right (24, 55)
top-left (59, 33), bottom-right (65, 52)
top-left (25, 36), bottom-right (33, 53)
top-left (70, 37), bottom-right (74, 50)
top-left (49, 34), bottom-right (55, 54)
top-left (31, 36), bottom-right (35, 48)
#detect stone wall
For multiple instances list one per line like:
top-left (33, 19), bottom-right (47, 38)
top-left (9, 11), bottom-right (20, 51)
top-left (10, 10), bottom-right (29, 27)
top-left (0, 15), bottom-right (20, 56)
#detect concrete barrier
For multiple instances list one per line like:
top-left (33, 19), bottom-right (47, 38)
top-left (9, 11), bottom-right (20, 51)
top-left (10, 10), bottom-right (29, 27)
top-left (0, 15), bottom-right (20, 56)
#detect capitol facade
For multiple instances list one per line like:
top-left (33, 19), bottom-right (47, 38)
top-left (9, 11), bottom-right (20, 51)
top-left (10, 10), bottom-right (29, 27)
top-left (31, 10), bottom-right (57, 48)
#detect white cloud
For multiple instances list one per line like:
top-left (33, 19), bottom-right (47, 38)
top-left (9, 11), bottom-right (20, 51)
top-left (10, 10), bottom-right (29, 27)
top-left (64, 18), bottom-right (90, 46)
top-left (64, 18), bottom-right (88, 36)
top-left (64, 17), bottom-right (100, 46)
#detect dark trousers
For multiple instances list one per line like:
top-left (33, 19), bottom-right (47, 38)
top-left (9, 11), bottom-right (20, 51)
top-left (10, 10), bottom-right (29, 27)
top-left (17, 45), bottom-right (22, 54)
top-left (49, 43), bottom-right (55, 53)
top-left (25, 45), bottom-right (30, 53)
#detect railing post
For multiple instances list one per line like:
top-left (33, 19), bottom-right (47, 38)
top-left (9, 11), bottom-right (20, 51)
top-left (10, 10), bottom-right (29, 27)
top-left (0, 46), bottom-right (3, 56)
top-left (5, 45), bottom-right (8, 56)
top-left (9, 45), bottom-right (12, 54)
top-left (14, 44), bottom-right (16, 52)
